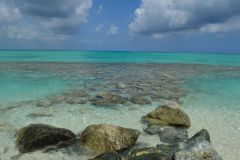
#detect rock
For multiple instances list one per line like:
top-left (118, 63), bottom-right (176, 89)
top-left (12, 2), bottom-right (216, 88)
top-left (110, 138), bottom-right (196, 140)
top-left (158, 126), bottom-right (188, 144)
top-left (16, 124), bottom-right (77, 153)
top-left (143, 125), bottom-right (163, 135)
top-left (174, 139), bottom-right (222, 160)
top-left (129, 147), bottom-right (171, 160)
top-left (89, 93), bottom-right (127, 106)
top-left (130, 96), bottom-right (151, 105)
top-left (188, 129), bottom-right (210, 142)
top-left (89, 152), bottom-right (122, 160)
top-left (157, 129), bottom-right (222, 160)
top-left (64, 97), bottom-right (88, 105)
top-left (80, 124), bottom-right (140, 153)
top-left (27, 112), bottom-right (53, 118)
top-left (141, 102), bottom-right (191, 128)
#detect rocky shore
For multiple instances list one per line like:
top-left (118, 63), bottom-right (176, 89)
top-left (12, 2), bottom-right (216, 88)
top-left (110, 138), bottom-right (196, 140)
top-left (15, 101), bottom-right (222, 160)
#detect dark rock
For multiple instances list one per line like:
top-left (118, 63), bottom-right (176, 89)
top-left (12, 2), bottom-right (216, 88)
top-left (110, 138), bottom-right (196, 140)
top-left (141, 101), bottom-right (191, 128)
top-left (158, 126), bottom-right (188, 144)
top-left (188, 129), bottom-right (210, 142)
top-left (143, 125), bottom-right (162, 135)
top-left (16, 124), bottom-right (77, 153)
top-left (80, 124), bottom-right (140, 153)
top-left (157, 129), bottom-right (222, 160)
top-left (89, 152), bottom-right (122, 160)
top-left (89, 93), bottom-right (127, 106)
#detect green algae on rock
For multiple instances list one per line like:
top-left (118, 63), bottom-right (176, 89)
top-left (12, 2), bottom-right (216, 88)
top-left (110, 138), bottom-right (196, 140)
top-left (129, 147), bottom-right (171, 160)
top-left (16, 124), bottom-right (77, 153)
top-left (80, 124), bottom-right (140, 153)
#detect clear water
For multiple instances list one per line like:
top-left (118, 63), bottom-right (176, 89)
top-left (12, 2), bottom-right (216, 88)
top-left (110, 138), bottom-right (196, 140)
top-left (0, 51), bottom-right (239, 160)
top-left (0, 50), bottom-right (240, 66)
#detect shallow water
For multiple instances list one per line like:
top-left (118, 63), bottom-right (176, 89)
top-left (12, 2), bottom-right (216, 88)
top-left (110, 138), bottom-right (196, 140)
top-left (0, 53), bottom-right (239, 160)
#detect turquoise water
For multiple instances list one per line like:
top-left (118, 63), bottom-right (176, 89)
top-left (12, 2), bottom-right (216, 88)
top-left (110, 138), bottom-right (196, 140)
top-left (0, 50), bottom-right (240, 66)
top-left (0, 51), bottom-right (239, 160)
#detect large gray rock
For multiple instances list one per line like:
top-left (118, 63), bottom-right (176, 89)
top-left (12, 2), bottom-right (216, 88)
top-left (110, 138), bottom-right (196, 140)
top-left (158, 126), bottom-right (188, 144)
top-left (141, 101), bottom-right (191, 128)
top-left (16, 124), bottom-right (76, 153)
top-left (144, 125), bottom-right (188, 144)
top-left (80, 124), bottom-right (140, 153)
top-left (157, 129), bottom-right (222, 160)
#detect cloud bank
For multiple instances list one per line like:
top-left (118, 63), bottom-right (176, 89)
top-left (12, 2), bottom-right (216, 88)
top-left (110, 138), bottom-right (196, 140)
top-left (0, 0), bottom-right (92, 40)
top-left (129, 0), bottom-right (240, 37)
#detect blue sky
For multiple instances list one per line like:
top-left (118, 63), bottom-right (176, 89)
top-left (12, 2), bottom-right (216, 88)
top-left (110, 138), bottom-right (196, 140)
top-left (0, 0), bottom-right (240, 53)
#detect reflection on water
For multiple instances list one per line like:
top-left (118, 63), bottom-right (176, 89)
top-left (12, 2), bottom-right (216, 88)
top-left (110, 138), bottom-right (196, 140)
top-left (0, 62), bottom-right (239, 160)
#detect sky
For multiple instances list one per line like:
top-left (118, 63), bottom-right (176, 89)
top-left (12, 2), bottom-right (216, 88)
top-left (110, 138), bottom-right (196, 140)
top-left (0, 0), bottom-right (240, 53)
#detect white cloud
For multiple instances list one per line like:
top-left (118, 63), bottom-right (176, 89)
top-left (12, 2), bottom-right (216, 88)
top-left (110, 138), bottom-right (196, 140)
top-left (0, 0), bottom-right (93, 40)
top-left (97, 5), bottom-right (103, 14)
top-left (0, 0), bottom-right (21, 24)
top-left (129, 0), bottom-right (240, 37)
top-left (107, 24), bottom-right (118, 35)
top-left (95, 24), bottom-right (104, 32)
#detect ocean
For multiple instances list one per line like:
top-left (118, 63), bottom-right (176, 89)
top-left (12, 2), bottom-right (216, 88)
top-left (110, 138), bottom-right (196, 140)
top-left (0, 50), bottom-right (239, 160)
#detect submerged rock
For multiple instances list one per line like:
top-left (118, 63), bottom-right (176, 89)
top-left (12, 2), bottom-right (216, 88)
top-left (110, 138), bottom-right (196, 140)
top-left (16, 124), bottom-right (76, 153)
top-left (129, 147), bottom-right (171, 160)
top-left (27, 112), bottom-right (53, 118)
top-left (130, 96), bottom-right (151, 105)
top-left (89, 93), bottom-right (127, 106)
top-left (64, 97), bottom-right (88, 105)
top-left (89, 152), bottom-right (122, 160)
top-left (80, 124), bottom-right (140, 153)
top-left (141, 101), bottom-right (191, 128)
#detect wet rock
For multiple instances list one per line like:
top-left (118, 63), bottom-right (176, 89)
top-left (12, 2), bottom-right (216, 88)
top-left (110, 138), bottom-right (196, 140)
top-left (89, 93), bottom-right (127, 106)
top-left (129, 147), bottom-right (171, 160)
top-left (157, 129), bottom-right (222, 160)
top-left (89, 152), bottom-right (122, 160)
top-left (188, 129), bottom-right (210, 142)
top-left (144, 125), bottom-right (188, 143)
top-left (143, 125), bottom-right (163, 135)
top-left (16, 124), bottom-right (77, 153)
top-left (130, 96), bottom-right (151, 105)
top-left (141, 101), bottom-right (191, 128)
top-left (158, 126), bottom-right (188, 144)
top-left (80, 124), bottom-right (140, 153)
